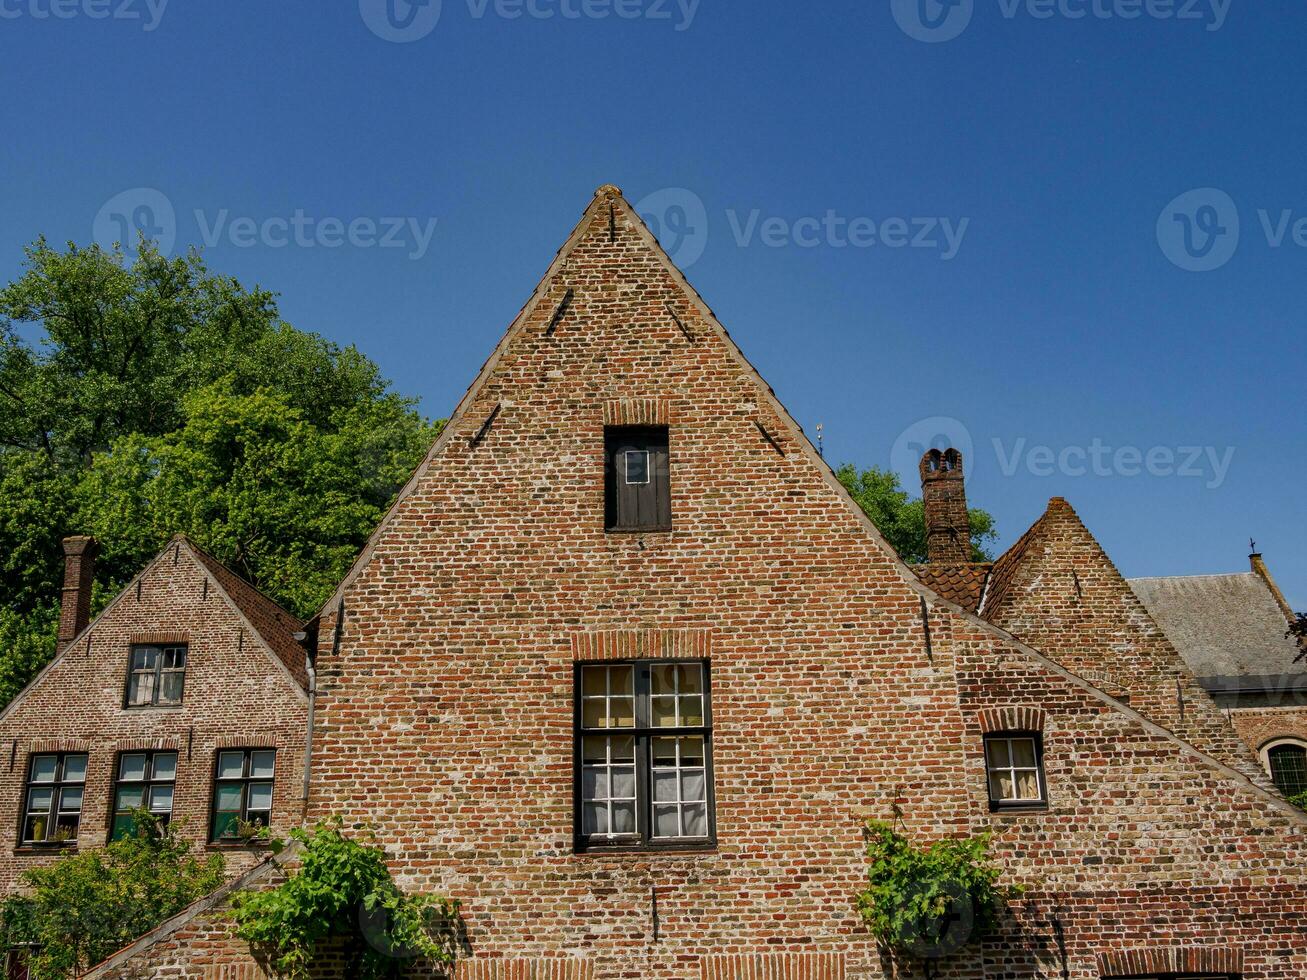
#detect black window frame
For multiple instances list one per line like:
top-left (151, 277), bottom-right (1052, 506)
top-left (983, 731), bottom-right (1048, 811)
top-left (123, 643), bottom-right (188, 708)
top-left (208, 748), bottom-right (276, 842)
top-left (1266, 740), bottom-right (1307, 798)
top-left (573, 659), bottom-right (715, 853)
top-left (109, 749), bottom-right (178, 841)
top-left (19, 752), bottom-right (88, 847)
top-left (604, 425), bottom-right (672, 533)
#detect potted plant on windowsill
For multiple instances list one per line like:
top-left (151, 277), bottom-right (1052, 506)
top-left (855, 820), bottom-right (1020, 974)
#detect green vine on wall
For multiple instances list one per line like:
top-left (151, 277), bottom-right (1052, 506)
top-left (855, 820), bottom-right (1019, 966)
top-left (230, 818), bottom-right (460, 979)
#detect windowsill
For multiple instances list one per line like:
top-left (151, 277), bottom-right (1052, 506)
top-left (206, 839), bottom-right (275, 852)
top-left (119, 704), bottom-right (185, 712)
top-left (987, 800), bottom-right (1048, 814)
top-left (14, 843), bottom-right (78, 855)
top-left (574, 840), bottom-right (716, 856)
top-left (605, 526), bottom-right (673, 535)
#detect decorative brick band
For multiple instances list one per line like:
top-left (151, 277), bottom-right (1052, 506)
top-left (977, 706), bottom-right (1046, 734)
top-left (1097, 945), bottom-right (1243, 977)
top-left (1077, 669), bottom-right (1132, 701)
top-left (571, 629), bottom-right (713, 661)
top-left (456, 960), bottom-right (594, 980)
top-left (115, 737), bottom-right (182, 752)
top-left (202, 965), bottom-right (267, 980)
top-left (603, 397), bottom-right (671, 426)
top-left (213, 735), bottom-right (282, 749)
top-left (700, 952), bottom-right (846, 979)
top-left (129, 631), bottom-right (190, 645)
top-left (27, 738), bottom-right (94, 753)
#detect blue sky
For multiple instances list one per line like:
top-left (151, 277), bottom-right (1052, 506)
top-left (1, 0), bottom-right (1303, 608)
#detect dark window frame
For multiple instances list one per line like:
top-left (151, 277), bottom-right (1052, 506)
top-left (573, 659), bottom-right (715, 854)
top-left (1111, 974), bottom-right (1240, 980)
top-left (982, 731), bottom-right (1048, 812)
top-left (208, 748), bottom-right (276, 842)
top-left (604, 425), bottom-right (672, 533)
top-left (18, 752), bottom-right (88, 847)
top-left (1266, 740), bottom-right (1307, 797)
top-left (109, 749), bottom-right (178, 840)
top-left (123, 643), bottom-right (188, 708)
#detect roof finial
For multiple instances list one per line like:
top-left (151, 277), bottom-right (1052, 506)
top-left (1249, 537), bottom-right (1258, 557)
top-left (594, 183), bottom-right (623, 199)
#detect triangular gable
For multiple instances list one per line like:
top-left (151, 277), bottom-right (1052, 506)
top-left (0, 535), bottom-right (307, 726)
top-left (317, 183), bottom-right (1303, 824)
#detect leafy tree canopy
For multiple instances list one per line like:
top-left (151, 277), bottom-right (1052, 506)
top-left (0, 814), bottom-right (225, 979)
top-left (835, 463), bottom-right (997, 563)
top-left (0, 238), bottom-right (441, 705)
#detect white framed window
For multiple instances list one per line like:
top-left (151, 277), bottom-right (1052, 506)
top-left (623, 449), bottom-right (651, 485)
top-left (984, 733), bottom-right (1045, 808)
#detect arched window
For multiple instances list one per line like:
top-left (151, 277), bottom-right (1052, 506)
top-left (1263, 739), bottom-right (1307, 797)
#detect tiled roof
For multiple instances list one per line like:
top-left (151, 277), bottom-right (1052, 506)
top-left (976, 506), bottom-right (1051, 621)
top-left (912, 562), bottom-right (991, 613)
top-left (1128, 571), bottom-right (1303, 682)
top-left (185, 540), bottom-right (308, 688)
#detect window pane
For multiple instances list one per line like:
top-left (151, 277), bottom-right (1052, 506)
top-left (212, 811), bottom-right (239, 839)
top-left (611, 801), bottom-right (636, 834)
top-left (985, 740), bottom-right (1010, 767)
top-left (582, 735), bottom-right (608, 763)
top-left (608, 666), bottom-right (633, 696)
top-left (1010, 739), bottom-right (1037, 768)
top-left (609, 736), bottom-right (635, 763)
top-left (247, 782), bottom-right (274, 811)
top-left (653, 804), bottom-right (680, 838)
top-left (651, 737), bottom-right (677, 768)
top-left (132, 647), bottom-right (157, 670)
top-left (993, 772), bottom-right (1015, 800)
top-left (581, 667), bottom-right (608, 696)
top-left (152, 753), bottom-right (177, 780)
top-left (249, 751), bottom-right (275, 778)
top-left (215, 784), bottom-right (243, 811)
top-left (582, 768), bottom-right (608, 802)
top-left (683, 802), bottom-right (708, 836)
top-left (62, 755), bottom-right (87, 782)
top-left (115, 787), bottom-right (145, 810)
top-left (676, 664), bottom-right (702, 694)
top-left (679, 737), bottom-right (705, 768)
top-left (29, 756), bottom-right (57, 783)
top-left (1269, 745), bottom-right (1307, 797)
top-left (651, 697), bottom-right (677, 728)
top-left (1015, 770), bottom-right (1041, 800)
top-left (111, 814), bottom-right (136, 841)
top-left (611, 766), bottom-right (635, 799)
top-left (159, 672), bottom-right (184, 704)
top-left (608, 698), bottom-right (635, 728)
top-left (679, 695), bottom-right (704, 727)
top-left (150, 785), bottom-right (174, 812)
top-left (653, 770), bottom-right (678, 803)
top-left (651, 664), bottom-right (677, 696)
top-left (119, 754), bottom-right (148, 781)
top-left (162, 648), bottom-right (186, 669)
top-left (681, 770), bottom-right (705, 803)
top-left (133, 673), bottom-right (157, 704)
top-left (582, 699), bottom-right (607, 729)
top-left (217, 752), bottom-right (246, 779)
top-left (583, 802), bottom-right (608, 836)
top-left (53, 814), bottom-right (79, 840)
top-left (625, 449), bottom-right (650, 485)
top-left (59, 787), bottom-right (83, 812)
top-left (27, 788), bottom-right (53, 813)
top-left (23, 814), bottom-right (48, 842)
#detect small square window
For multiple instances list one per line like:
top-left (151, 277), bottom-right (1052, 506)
top-left (125, 644), bottom-right (187, 707)
top-left (984, 733), bottom-right (1046, 809)
top-left (624, 450), bottom-right (650, 485)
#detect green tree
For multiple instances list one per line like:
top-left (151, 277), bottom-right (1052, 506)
top-left (0, 814), bottom-right (225, 979)
top-left (230, 819), bottom-right (460, 979)
top-left (0, 238), bottom-right (440, 705)
top-left (835, 464), bottom-right (996, 563)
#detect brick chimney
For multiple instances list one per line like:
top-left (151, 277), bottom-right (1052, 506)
top-left (920, 448), bottom-right (971, 564)
top-left (57, 536), bottom-right (99, 653)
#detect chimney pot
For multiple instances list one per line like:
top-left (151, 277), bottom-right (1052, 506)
top-left (57, 535), bottom-right (99, 653)
top-left (919, 449), bottom-right (972, 564)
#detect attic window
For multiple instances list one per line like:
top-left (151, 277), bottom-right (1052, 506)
top-left (984, 733), bottom-right (1046, 809)
top-left (605, 427), bottom-right (670, 532)
top-left (125, 644), bottom-right (187, 707)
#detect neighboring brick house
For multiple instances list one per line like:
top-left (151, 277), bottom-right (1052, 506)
top-left (0, 534), bottom-right (309, 897)
top-left (1130, 554), bottom-right (1307, 798)
top-left (84, 185), bottom-right (1307, 979)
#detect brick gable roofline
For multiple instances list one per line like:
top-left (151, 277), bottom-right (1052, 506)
top-left (313, 183), bottom-right (1306, 827)
top-left (0, 534), bottom-right (308, 727)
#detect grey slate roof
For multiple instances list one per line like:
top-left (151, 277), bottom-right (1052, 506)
top-left (1128, 571), bottom-right (1304, 686)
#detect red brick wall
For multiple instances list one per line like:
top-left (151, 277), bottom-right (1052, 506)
top-left (0, 542), bottom-right (308, 891)
top-left (1232, 707), bottom-right (1307, 756)
top-left (83, 187), bottom-right (1307, 979)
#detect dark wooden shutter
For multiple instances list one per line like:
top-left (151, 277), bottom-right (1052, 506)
top-left (605, 427), bottom-right (670, 531)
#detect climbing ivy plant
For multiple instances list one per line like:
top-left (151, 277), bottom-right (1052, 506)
top-left (855, 820), bottom-right (1019, 966)
top-left (230, 819), bottom-right (460, 979)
